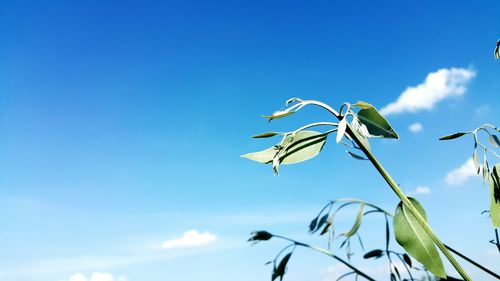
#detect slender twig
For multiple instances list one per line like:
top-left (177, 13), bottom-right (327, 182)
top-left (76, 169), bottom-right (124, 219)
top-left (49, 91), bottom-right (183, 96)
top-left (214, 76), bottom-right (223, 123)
top-left (495, 229), bottom-right (500, 253)
top-left (444, 244), bottom-right (500, 279)
top-left (273, 235), bottom-right (376, 281)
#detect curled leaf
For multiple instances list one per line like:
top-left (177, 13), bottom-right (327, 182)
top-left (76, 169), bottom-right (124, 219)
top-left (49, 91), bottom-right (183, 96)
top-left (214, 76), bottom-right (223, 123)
top-left (342, 203), bottom-right (365, 237)
top-left (336, 117), bottom-right (347, 143)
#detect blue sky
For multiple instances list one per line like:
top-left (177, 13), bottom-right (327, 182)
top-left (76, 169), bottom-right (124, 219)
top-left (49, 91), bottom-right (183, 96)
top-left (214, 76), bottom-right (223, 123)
top-left (0, 1), bottom-right (499, 281)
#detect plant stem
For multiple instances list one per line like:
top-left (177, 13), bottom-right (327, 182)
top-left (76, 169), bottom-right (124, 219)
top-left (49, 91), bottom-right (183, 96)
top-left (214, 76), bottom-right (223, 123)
top-left (301, 100), bottom-right (472, 280)
top-left (345, 124), bottom-right (472, 281)
top-left (444, 244), bottom-right (500, 279)
top-left (273, 235), bottom-right (376, 281)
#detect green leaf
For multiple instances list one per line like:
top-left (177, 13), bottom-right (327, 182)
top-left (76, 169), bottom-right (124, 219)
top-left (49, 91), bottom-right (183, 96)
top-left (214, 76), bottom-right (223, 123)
top-left (280, 131), bottom-right (327, 165)
top-left (241, 131), bottom-right (327, 167)
top-left (363, 249), bottom-right (384, 259)
top-left (489, 164), bottom-right (500, 227)
top-left (438, 132), bottom-right (467, 141)
top-left (252, 132), bottom-right (280, 138)
top-left (343, 203), bottom-right (365, 237)
top-left (272, 252), bottom-right (292, 281)
top-left (489, 134), bottom-right (500, 148)
top-left (356, 102), bottom-right (399, 139)
top-left (241, 146), bottom-right (277, 164)
top-left (393, 197), bottom-right (445, 278)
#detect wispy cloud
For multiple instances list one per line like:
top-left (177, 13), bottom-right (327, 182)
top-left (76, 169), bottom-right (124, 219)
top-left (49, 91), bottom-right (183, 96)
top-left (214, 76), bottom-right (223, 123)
top-left (445, 158), bottom-right (477, 186)
top-left (408, 122), bottom-right (423, 133)
top-left (380, 67), bottom-right (476, 116)
top-left (162, 230), bottom-right (217, 250)
top-left (407, 186), bottom-right (431, 196)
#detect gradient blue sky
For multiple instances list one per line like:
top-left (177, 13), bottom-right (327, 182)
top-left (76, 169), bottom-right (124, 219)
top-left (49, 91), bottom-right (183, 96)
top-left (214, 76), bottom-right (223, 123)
top-left (1, 1), bottom-right (499, 281)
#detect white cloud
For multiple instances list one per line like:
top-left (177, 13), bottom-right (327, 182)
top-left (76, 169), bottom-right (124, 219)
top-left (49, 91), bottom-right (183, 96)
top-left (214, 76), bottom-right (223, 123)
top-left (90, 272), bottom-right (114, 281)
top-left (380, 67), bottom-right (476, 116)
top-left (69, 273), bottom-right (87, 281)
top-left (67, 272), bottom-right (125, 281)
top-left (445, 158), bottom-right (477, 186)
top-left (162, 230), bottom-right (217, 250)
top-left (408, 122), bottom-right (423, 133)
top-left (408, 186), bottom-right (431, 196)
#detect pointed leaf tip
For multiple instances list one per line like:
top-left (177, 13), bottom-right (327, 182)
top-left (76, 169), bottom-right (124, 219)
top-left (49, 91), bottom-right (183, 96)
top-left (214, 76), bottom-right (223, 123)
top-left (438, 132), bottom-right (467, 141)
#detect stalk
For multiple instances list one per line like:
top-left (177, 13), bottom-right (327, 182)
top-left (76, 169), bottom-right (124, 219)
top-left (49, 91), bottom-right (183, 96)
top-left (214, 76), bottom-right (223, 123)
top-left (273, 235), bottom-right (376, 281)
top-left (345, 123), bottom-right (472, 281)
top-left (304, 100), bottom-right (472, 281)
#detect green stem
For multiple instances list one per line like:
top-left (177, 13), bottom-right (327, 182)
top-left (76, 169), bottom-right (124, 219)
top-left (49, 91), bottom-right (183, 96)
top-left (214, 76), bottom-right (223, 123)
top-left (301, 100), bottom-right (472, 280)
top-left (273, 235), bottom-right (376, 281)
top-left (345, 124), bottom-right (472, 281)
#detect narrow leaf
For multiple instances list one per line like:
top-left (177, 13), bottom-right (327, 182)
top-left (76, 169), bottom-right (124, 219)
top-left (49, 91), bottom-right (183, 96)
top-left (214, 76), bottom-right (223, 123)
top-left (272, 252), bottom-right (292, 281)
top-left (262, 110), bottom-right (295, 122)
top-left (320, 220), bottom-right (332, 235)
top-left (489, 164), bottom-right (500, 227)
top-left (314, 214), bottom-right (329, 233)
top-left (336, 117), bottom-right (347, 143)
top-left (438, 132), bottom-right (467, 141)
top-left (473, 148), bottom-right (480, 175)
top-left (252, 132), bottom-right (279, 138)
top-left (393, 197), bottom-right (446, 278)
top-left (309, 216), bottom-right (319, 233)
top-left (343, 203), bottom-right (365, 237)
top-left (346, 151), bottom-right (367, 160)
top-left (356, 102), bottom-right (399, 139)
top-left (363, 249), bottom-right (384, 259)
top-left (489, 134), bottom-right (500, 148)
